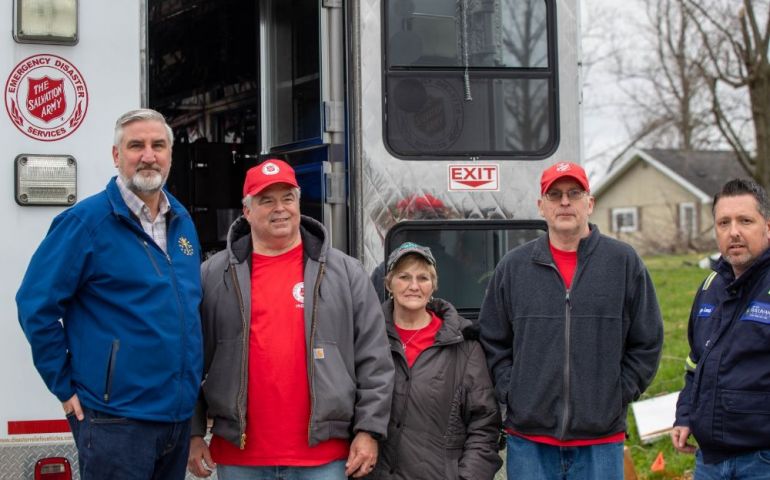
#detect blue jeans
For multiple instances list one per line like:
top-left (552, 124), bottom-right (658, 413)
top-left (67, 406), bottom-right (190, 480)
top-left (217, 460), bottom-right (347, 480)
top-left (506, 434), bottom-right (624, 479)
top-left (695, 449), bottom-right (770, 480)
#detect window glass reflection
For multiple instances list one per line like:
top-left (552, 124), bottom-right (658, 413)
top-left (387, 226), bottom-right (545, 311)
top-left (387, 0), bottom-right (548, 68)
top-left (386, 74), bottom-right (551, 156)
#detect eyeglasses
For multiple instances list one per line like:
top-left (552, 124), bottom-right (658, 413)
top-left (543, 189), bottom-right (588, 202)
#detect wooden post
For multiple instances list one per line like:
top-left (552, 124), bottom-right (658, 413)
top-left (624, 446), bottom-right (638, 480)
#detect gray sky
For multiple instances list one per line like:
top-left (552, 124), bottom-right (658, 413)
top-left (580, 0), bottom-right (647, 181)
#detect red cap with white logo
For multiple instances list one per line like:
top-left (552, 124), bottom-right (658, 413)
top-left (540, 162), bottom-right (590, 195)
top-left (243, 159), bottom-right (299, 197)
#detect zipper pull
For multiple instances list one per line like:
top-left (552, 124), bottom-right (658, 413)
top-left (240, 433), bottom-right (247, 449)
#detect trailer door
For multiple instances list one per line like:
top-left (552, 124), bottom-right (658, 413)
top-left (259, 0), bottom-right (347, 250)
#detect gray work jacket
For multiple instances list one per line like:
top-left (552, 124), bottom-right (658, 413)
top-left (192, 215), bottom-right (394, 448)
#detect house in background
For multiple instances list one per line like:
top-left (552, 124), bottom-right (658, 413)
top-left (591, 148), bottom-right (749, 254)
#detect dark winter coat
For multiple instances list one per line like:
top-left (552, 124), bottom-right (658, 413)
top-left (370, 298), bottom-right (502, 480)
top-left (675, 250), bottom-right (770, 463)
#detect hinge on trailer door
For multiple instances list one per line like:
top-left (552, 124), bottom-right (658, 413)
top-left (322, 0), bottom-right (341, 7)
top-left (324, 101), bottom-right (344, 133)
top-left (324, 171), bottom-right (345, 205)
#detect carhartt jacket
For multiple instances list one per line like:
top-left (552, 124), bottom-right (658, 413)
top-left (371, 298), bottom-right (502, 480)
top-left (17, 177), bottom-right (203, 422)
top-left (192, 215), bottom-right (394, 448)
top-left (675, 250), bottom-right (770, 464)
top-left (479, 225), bottom-right (663, 440)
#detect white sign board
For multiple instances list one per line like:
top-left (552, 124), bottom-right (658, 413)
top-left (631, 391), bottom-right (680, 444)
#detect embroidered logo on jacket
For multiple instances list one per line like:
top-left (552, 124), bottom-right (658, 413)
top-left (741, 301), bottom-right (770, 325)
top-left (697, 304), bottom-right (715, 317)
top-left (178, 236), bottom-right (194, 256)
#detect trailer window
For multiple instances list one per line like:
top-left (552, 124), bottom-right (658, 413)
top-left (383, 0), bottom-right (557, 159)
top-left (383, 220), bottom-right (546, 315)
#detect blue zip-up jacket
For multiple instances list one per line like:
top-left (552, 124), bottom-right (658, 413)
top-left (16, 177), bottom-right (203, 422)
top-left (675, 250), bottom-right (770, 464)
top-left (479, 225), bottom-right (663, 440)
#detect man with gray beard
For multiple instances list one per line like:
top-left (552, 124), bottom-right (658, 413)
top-left (16, 109), bottom-right (203, 480)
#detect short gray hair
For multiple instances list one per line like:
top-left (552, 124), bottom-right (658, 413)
top-left (242, 187), bottom-right (301, 207)
top-left (113, 109), bottom-right (174, 148)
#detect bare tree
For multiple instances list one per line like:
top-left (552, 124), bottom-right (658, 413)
top-left (610, 0), bottom-right (718, 152)
top-left (683, 0), bottom-right (770, 186)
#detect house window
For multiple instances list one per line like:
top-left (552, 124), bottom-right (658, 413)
top-left (611, 207), bottom-right (638, 233)
top-left (382, 0), bottom-right (558, 159)
top-left (679, 202), bottom-right (697, 239)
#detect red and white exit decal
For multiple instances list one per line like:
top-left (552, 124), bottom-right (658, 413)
top-left (448, 164), bottom-right (499, 191)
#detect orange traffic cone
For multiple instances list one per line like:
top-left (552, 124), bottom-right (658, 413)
top-left (650, 451), bottom-right (665, 472)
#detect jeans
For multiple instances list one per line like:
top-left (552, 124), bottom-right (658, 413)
top-left (695, 449), bottom-right (770, 480)
top-left (217, 460), bottom-right (347, 480)
top-left (67, 406), bottom-right (190, 480)
top-left (506, 434), bottom-right (624, 480)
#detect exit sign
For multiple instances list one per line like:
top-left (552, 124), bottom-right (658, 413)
top-left (448, 164), bottom-right (499, 191)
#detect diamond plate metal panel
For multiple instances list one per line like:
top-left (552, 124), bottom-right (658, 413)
top-left (0, 442), bottom-right (217, 479)
top-left (356, 0), bottom-right (581, 273)
top-left (0, 443), bottom-right (77, 480)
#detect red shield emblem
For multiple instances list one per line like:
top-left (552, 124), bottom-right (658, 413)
top-left (26, 76), bottom-right (66, 123)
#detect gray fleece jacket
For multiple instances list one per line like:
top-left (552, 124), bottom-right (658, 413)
top-left (191, 215), bottom-right (394, 448)
top-left (479, 225), bottom-right (663, 440)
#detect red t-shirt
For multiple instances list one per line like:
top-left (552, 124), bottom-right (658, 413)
top-left (549, 243), bottom-right (578, 289)
top-left (395, 312), bottom-right (442, 368)
top-left (510, 242), bottom-right (624, 447)
top-left (210, 243), bottom-right (348, 465)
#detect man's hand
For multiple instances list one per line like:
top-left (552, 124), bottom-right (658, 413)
top-left (345, 431), bottom-right (378, 478)
top-left (188, 436), bottom-right (216, 478)
top-left (62, 394), bottom-right (84, 421)
top-left (671, 426), bottom-right (696, 454)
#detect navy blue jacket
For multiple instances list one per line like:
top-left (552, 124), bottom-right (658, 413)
top-left (16, 177), bottom-right (203, 422)
top-left (675, 250), bottom-right (770, 463)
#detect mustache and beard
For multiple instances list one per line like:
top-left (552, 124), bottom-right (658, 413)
top-left (120, 162), bottom-right (169, 194)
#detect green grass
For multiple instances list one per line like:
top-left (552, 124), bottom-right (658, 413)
top-left (625, 253), bottom-right (711, 479)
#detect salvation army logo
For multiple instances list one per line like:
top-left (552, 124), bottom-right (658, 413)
top-left (393, 77), bottom-right (463, 152)
top-left (262, 162), bottom-right (280, 175)
top-left (4, 54), bottom-right (89, 142)
top-left (292, 282), bottom-right (304, 305)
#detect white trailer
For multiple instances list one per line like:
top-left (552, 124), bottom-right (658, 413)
top-left (0, 0), bottom-right (580, 477)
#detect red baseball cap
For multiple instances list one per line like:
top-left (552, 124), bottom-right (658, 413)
top-left (540, 162), bottom-right (590, 195)
top-left (243, 159), bottom-right (299, 197)
top-left (396, 194), bottom-right (445, 213)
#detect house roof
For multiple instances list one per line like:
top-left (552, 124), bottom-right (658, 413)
top-left (592, 148), bottom-right (749, 203)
